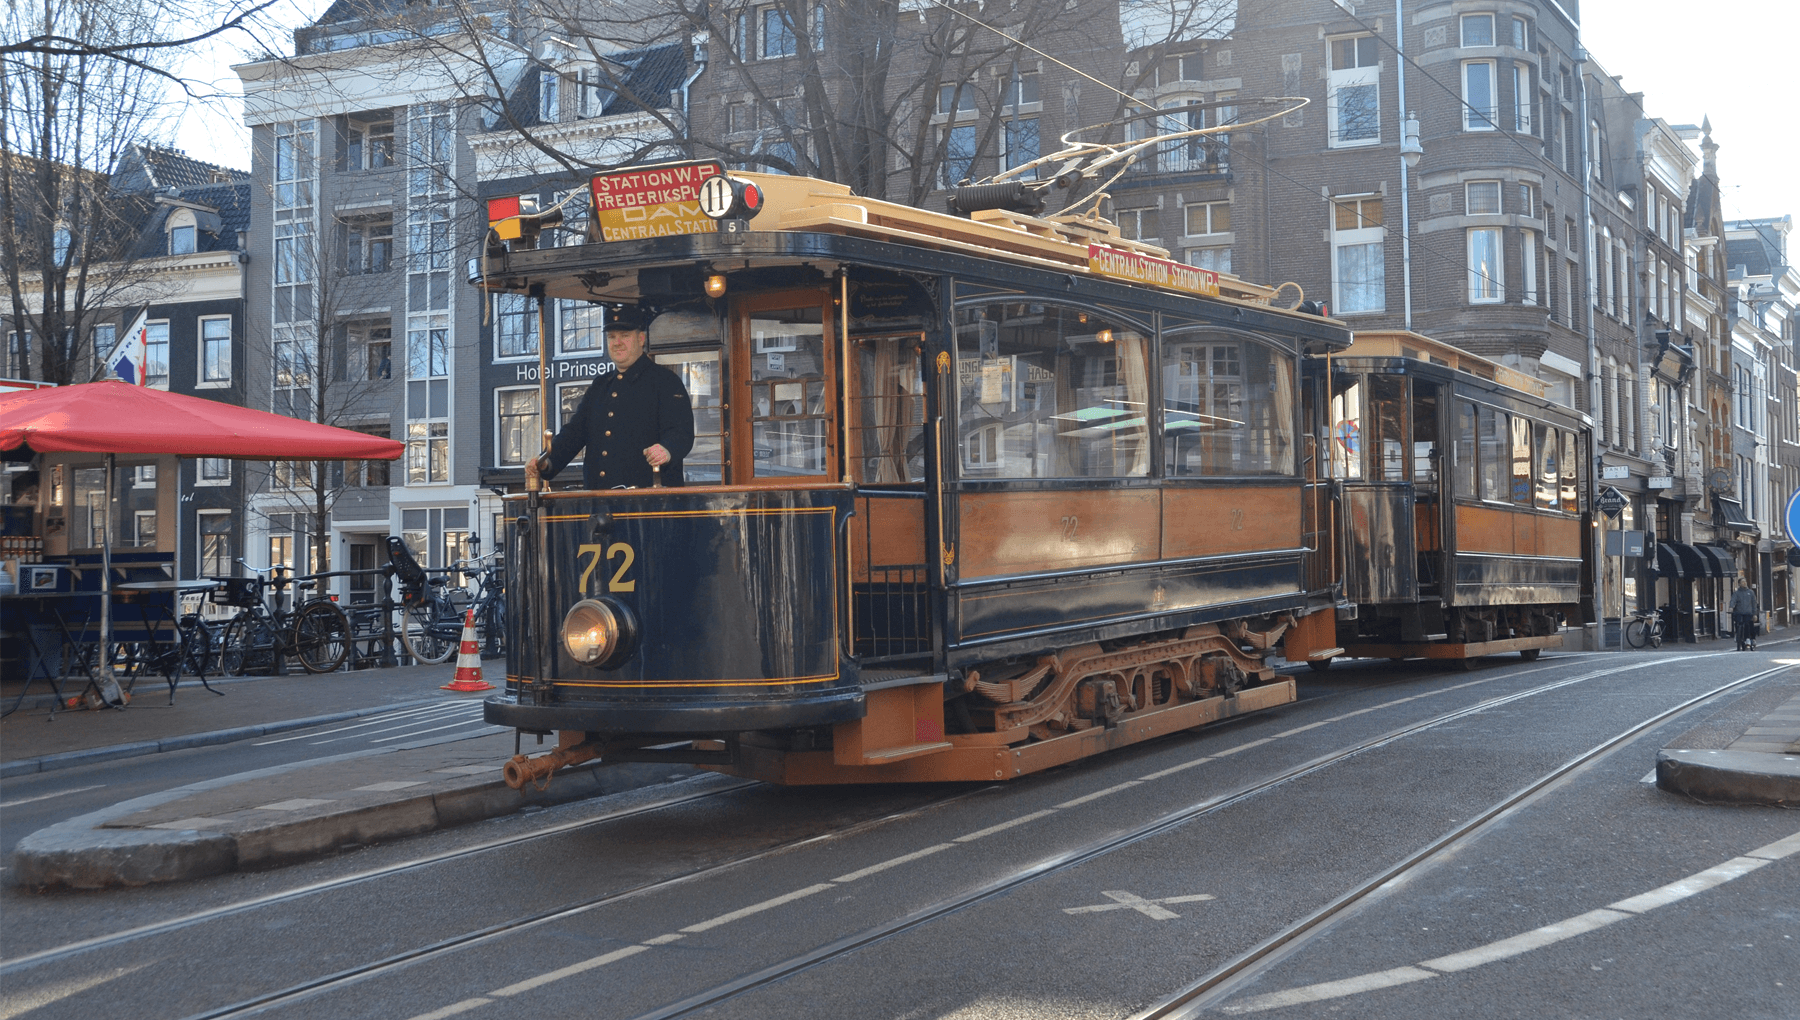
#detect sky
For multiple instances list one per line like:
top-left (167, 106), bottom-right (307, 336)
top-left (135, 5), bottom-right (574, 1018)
top-left (167, 0), bottom-right (1797, 227)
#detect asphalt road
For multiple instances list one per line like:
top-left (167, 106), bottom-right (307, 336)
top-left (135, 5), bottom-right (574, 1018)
top-left (2, 647), bottom-right (1794, 1020)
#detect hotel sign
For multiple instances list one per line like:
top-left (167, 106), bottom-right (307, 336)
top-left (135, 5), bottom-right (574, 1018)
top-left (1087, 244), bottom-right (1220, 298)
top-left (590, 161), bottom-right (724, 242)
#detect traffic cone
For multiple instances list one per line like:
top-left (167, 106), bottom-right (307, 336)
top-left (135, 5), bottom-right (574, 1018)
top-left (441, 608), bottom-right (495, 692)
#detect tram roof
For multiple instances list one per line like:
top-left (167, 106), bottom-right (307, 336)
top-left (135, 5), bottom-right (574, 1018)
top-left (472, 167), bottom-right (1351, 344)
top-left (1336, 330), bottom-right (1552, 400)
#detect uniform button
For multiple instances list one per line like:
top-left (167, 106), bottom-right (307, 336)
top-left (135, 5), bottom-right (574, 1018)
top-left (602, 451), bottom-right (609, 457)
top-left (600, 471), bottom-right (607, 477)
top-left (607, 412), bottom-right (614, 417)
top-left (611, 391), bottom-right (618, 397)
top-left (604, 430), bottom-right (611, 437)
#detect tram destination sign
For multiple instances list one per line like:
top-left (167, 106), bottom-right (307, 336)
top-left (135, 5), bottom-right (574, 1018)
top-left (1087, 244), bottom-right (1220, 298)
top-left (589, 161), bottom-right (724, 242)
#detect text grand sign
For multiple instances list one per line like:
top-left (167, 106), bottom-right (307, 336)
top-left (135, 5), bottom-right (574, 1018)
top-left (590, 161), bottom-right (724, 242)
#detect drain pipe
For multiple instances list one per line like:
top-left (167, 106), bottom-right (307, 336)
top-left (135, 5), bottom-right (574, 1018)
top-left (676, 34), bottom-right (709, 155)
top-left (1575, 46), bottom-right (1612, 648)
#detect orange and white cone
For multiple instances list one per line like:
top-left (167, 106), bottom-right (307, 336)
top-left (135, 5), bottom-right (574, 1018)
top-left (441, 608), bottom-right (495, 692)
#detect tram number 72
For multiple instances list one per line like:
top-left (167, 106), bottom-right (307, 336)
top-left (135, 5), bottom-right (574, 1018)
top-left (577, 542), bottom-right (638, 594)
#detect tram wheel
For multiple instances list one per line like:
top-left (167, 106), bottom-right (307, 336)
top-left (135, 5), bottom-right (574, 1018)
top-left (1453, 657), bottom-right (1477, 671)
top-left (1519, 648), bottom-right (1541, 661)
top-left (1306, 658), bottom-right (1333, 672)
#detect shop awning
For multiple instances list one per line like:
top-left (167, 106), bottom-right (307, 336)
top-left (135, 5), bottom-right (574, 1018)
top-left (1696, 544), bottom-right (1737, 578)
top-left (1655, 543), bottom-right (1686, 578)
top-left (1666, 542), bottom-right (1724, 578)
top-left (1712, 496), bottom-right (1757, 533)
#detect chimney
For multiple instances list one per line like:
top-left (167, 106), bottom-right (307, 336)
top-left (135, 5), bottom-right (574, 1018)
top-left (1700, 116), bottom-right (1718, 179)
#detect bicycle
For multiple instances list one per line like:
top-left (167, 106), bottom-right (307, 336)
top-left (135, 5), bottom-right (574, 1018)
top-left (388, 537), bottom-right (459, 665)
top-left (1732, 612), bottom-right (1759, 652)
top-left (1624, 609), bottom-right (1663, 649)
top-left (212, 563), bottom-right (352, 675)
top-left (456, 542), bottom-right (507, 660)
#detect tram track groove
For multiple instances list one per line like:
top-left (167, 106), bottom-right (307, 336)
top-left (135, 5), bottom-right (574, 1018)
top-left (1131, 661), bottom-right (1797, 1019)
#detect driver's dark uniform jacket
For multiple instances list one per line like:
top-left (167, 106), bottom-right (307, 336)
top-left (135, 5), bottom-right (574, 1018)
top-left (543, 357), bottom-right (695, 489)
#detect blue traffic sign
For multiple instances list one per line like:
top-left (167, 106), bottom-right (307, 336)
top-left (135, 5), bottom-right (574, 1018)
top-left (1786, 489), bottom-right (1800, 546)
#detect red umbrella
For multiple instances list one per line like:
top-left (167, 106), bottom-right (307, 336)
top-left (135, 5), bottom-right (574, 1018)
top-left (0, 380), bottom-right (404, 459)
top-left (1, 381), bottom-right (403, 701)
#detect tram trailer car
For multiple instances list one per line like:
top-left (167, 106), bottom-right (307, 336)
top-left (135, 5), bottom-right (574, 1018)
top-left (1309, 332), bottom-right (1596, 669)
top-left (478, 165), bottom-right (1356, 788)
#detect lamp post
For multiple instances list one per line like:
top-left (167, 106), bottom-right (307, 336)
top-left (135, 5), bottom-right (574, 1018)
top-left (1400, 113), bottom-right (1422, 332)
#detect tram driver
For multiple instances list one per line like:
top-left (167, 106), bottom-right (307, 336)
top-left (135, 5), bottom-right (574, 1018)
top-left (530, 304), bottom-right (695, 489)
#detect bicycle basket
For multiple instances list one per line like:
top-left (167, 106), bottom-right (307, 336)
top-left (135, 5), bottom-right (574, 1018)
top-left (209, 577), bottom-right (262, 608)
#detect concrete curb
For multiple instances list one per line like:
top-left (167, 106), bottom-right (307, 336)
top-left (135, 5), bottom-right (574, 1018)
top-left (1655, 748), bottom-right (1800, 808)
top-left (9, 750), bottom-right (617, 889)
top-left (0, 697), bottom-right (446, 779)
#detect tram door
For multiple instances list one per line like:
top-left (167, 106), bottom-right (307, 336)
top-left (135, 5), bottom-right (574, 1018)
top-left (845, 333), bottom-right (931, 660)
top-left (1334, 372), bottom-right (1417, 603)
top-left (731, 290), bottom-right (838, 482)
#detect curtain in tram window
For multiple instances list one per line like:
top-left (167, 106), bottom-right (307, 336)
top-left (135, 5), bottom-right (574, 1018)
top-left (1116, 331), bottom-right (1151, 477)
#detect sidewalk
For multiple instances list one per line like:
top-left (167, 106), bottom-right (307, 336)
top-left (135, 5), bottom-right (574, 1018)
top-left (5, 663), bottom-right (683, 889)
top-left (1656, 657), bottom-right (1800, 808)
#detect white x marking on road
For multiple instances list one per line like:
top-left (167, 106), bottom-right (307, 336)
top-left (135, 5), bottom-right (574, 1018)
top-left (1064, 890), bottom-right (1216, 919)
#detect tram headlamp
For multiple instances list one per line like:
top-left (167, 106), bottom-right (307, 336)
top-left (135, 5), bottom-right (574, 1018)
top-left (561, 599), bottom-right (621, 665)
top-left (704, 273), bottom-right (727, 298)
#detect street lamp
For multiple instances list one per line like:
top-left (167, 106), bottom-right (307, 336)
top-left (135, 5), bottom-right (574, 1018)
top-left (1399, 112), bottom-right (1421, 331)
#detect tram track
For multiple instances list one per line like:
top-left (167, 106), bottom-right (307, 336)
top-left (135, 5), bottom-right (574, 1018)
top-left (1132, 659), bottom-right (1798, 1019)
top-left (4, 651), bottom-right (1724, 1020)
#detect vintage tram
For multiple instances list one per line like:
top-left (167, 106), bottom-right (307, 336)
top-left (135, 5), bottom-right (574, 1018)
top-left (1309, 331), bottom-right (1596, 668)
top-left (473, 161), bottom-right (1583, 788)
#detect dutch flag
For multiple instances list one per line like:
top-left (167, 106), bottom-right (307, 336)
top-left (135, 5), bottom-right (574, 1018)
top-left (103, 309), bottom-right (149, 385)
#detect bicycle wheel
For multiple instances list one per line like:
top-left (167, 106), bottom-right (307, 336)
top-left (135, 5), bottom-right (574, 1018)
top-left (401, 595), bottom-right (457, 664)
top-left (178, 619), bottom-right (214, 677)
top-left (220, 616), bottom-right (276, 675)
top-left (1648, 625), bottom-right (1662, 649)
top-left (479, 596), bottom-right (506, 659)
top-left (293, 601), bottom-right (351, 674)
top-left (1625, 618), bottom-right (1650, 649)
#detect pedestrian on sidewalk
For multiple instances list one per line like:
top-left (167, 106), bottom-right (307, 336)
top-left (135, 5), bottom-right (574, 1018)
top-left (1729, 581), bottom-right (1759, 651)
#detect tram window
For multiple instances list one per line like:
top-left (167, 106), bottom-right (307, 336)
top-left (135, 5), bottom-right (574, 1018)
top-left (746, 309), bottom-right (828, 477)
top-left (1328, 374), bottom-right (1362, 479)
top-left (1478, 406), bottom-right (1504, 500)
top-left (1454, 401), bottom-right (1476, 496)
top-left (1560, 430), bottom-right (1579, 513)
top-left (1510, 415), bottom-right (1532, 504)
top-left (1162, 330), bottom-right (1295, 476)
top-left (850, 335), bottom-right (926, 484)
top-left (1412, 381), bottom-right (1439, 483)
top-left (1368, 375), bottom-right (1407, 481)
top-left (656, 350), bottom-right (725, 483)
top-left (954, 303), bottom-right (1149, 479)
top-left (1535, 423), bottom-right (1558, 510)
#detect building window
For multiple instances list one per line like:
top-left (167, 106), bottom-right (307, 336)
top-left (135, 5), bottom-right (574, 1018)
top-left (344, 216), bottom-right (392, 275)
top-left (198, 511), bottom-right (232, 578)
top-left (1467, 228), bottom-right (1503, 303)
top-left (1461, 13), bottom-right (1495, 47)
top-left (198, 457), bottom-right (230, 485)
top-left (1331, 196), bottom-right (1384, 314)
top-left (8, 330), bottom-right (30, 377)
top-left (1465, 180), bottom-right (1501, 215)
top-left (1589, 120), bottom-right (1602, 181)
top-left (496, 387), bottom-right (541, 466)
top-left (559, 300), bottom-right (605, 355)
top-left (1003, 117), bottom-right (1039, 177)
top-left (761, 6), bottom-right (796, 58)
top-left (144, 320), bottom-right (170, 389)
top-left (1117, 207), bottom-right (1156, 241)
top-left (199, 316), bottom-right (231, 385)
top-left (1512, 64), bottom-right (1530, 135)
top-left (1327, 34), bottom-right (1380, 147)
top-left (1187, 247), bottom-right (1230, 273)
top-left (937, 80), bottom-right (979, 115)
top-left (940, 124), bottom-right (977, 188)
top-left (406, 314), bottom-right (450, 485)
top-left (1185, 201), bottom-right (1229, 236)
top-left (345, 113), bottom-right (394, 171)
top-left (539, 69), bottom-right (560, 122)
top-left (1511, 16), bottom-right (1528, 48)
top-left (1521, 229), bottom-right (1538, 305)
top-left (1463, 61), bottom-right (1497, 131)
top-left (170, 224), bottom-right (196, 255)
top-left (359, 324), bottom-right (392, 380)
top-left (1601, 228), bottom-right (1616, 316)
top-left (495, 292), bottom-right (539, 359)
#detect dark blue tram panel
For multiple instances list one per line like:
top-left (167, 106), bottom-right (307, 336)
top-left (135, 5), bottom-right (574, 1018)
top-left (492, 486), bottom-right (864, 737)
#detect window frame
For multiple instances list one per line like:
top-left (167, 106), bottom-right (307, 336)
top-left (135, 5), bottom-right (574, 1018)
top-left (1330, 195), bottom-right (1385, 315)
top-left (1467, 227), bottom-right (1504, 304)
top-left (1326, 33), bottom-right (1381, 148)
top-left (198, 314), bottom-right (232, 387)
top-left (1462, 60), bottom-right (1497, 131)
top-left (1460, 13), bottom-right (1496, 47)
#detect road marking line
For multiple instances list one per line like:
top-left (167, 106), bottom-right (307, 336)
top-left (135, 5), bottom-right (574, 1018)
top-left (1221, 828), bottom-right (1800, 1014)
top-left (1607, 857), bottom-right (1772, 913)
top-left (1139, 758), bottom-right (1213, 781)
top-left (832, 844), bottom-right (955, 883)
top-left (488, 946), bottom-right (648, 997)
top-left (1419, 908), bottom-right (1632, 972)
top-left (253, 705), bottom-right (468, 745)
top-left (1065, 891), bottom-right (1215, 918)
top-left (679, 884), bottom-right (837, 934)
top-left (1057, 781), bottom-right (1140, 807)
top-left (369, 718), bottom-right (495, 743)
top-left (642, 934), bottom-right (684, 945)
top-left (0, 784), bottom-right (106, 808)
top-left (408, 997), bottom-right (492, 1019)
top-left (953, 809), bottom-right (1057, 842)
top-left (304, 707), bottom-right (483, 743)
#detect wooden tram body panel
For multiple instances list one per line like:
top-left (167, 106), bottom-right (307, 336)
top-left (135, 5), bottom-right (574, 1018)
top-left (1319, 332), bottom-right (1595, 662)
top-left (478, 168), bottom-right (1353, 784)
